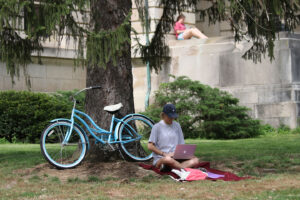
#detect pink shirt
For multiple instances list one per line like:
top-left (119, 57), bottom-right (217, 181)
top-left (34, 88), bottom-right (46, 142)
top-left (174, 21), bottom-right (186, 39)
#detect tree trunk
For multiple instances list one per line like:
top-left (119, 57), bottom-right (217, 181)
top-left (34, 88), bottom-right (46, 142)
top-left (85, 0), bottom-right (134, 161)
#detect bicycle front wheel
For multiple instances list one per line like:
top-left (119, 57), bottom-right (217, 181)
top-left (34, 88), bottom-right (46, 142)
top-left (118, 115), bottom-right (154, 161)
top-left (40, 121), bottom-right (87, 169)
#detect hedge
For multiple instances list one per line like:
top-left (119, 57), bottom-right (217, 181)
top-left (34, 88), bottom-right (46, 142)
top-left (0, 90), bottom-right (84, 143)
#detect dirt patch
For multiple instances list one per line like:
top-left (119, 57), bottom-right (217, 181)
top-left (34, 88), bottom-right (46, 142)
top-left (15, 161), bottom-right (160, 182)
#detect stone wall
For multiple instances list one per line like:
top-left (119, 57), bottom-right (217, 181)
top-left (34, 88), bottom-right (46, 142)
top-left (0, 58), bottom-right (86, 92)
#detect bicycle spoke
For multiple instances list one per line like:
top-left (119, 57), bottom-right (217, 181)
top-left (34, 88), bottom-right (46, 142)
top-left (54, 126), bottom-right (63, 143)
top-left (58, 125), bottom-right (64, 139)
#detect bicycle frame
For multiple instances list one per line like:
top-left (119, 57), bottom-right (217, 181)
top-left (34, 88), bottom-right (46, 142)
top-left (60, 96), bottom-right (141, 146)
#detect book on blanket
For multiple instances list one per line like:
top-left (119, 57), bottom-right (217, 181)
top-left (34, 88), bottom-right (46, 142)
top-left (173, 144), bottom-right (197, 160)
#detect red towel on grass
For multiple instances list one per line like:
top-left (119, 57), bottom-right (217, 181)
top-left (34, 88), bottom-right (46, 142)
top-left (139, 162), bottom-right (251, 181)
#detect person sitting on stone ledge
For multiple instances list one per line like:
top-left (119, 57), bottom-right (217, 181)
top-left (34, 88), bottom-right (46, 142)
top-left (174, 14), bottom-right (208, 40)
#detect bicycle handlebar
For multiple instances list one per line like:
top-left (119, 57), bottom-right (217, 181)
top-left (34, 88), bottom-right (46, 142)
top-left (70, 86), bottom-right (102, 102)
top-left (91, 86), bottom-right (101, 90)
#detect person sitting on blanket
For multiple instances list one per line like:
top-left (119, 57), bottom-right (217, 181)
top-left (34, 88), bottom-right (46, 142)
top-left (148, 104), bottom-right (200, 171)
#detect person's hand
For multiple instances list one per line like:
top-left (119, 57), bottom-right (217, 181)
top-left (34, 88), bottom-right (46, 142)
top-left (165, 152), bottom-right (174, 157)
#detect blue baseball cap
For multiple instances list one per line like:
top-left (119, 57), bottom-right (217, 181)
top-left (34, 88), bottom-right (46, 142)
top-left (162, 104), bottom-right (178, 119)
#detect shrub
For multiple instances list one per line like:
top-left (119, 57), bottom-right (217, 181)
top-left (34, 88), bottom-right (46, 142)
top-left (262, 123), bottom-right (299, 135)
top-left (0, 137), bottom-right (9, 144)
top-left (142, 76), bottom-right (263, 139)
top-left (0, 90), bottom-right (83, 143)
top-left (261, 124), bottom-right (276, 135)
top-left (277, 124), bottom-right (291, 134)
top-left (291, 127), bottom-right (300, 134)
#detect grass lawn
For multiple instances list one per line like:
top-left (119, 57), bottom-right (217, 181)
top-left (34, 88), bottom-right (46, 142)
top-left (1, 134), bottom-right (300, 199)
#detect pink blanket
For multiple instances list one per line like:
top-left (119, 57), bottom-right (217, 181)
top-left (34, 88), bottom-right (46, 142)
top-left (139, 162), bottom-right (251, 181)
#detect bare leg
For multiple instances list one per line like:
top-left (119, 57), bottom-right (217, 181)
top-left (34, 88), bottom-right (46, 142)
top-left (180, 157), bottom-right (200, 168)
top-left (155, 156), bottom-right (182, 169)
top-left (191, 28), bottom-right (208, 39)
top-left (155, 156), bottom-right (200, 169)
top-left (183, 28), bottom-right (208, 39)
top-left (182, 29), bottom-right (193, 39)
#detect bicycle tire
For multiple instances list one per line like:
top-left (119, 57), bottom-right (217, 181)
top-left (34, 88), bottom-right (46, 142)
top-left (40, 121), bottom-right (87, 169)
top-left (118, 115), bottom-right (154, 161)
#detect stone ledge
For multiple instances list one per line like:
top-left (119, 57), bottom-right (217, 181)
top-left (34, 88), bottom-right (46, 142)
top-left (131, 36), bottom-right (243, 58)
top-left (31, 47), bottom-right (77, 60)
top-left (167, 36), bottom-right (234, 46)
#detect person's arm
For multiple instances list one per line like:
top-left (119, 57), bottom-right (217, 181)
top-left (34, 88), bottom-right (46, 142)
top-left (148, 142), bottom-right (174, 157)
top-left (148, 142), bottom-right (166, 157)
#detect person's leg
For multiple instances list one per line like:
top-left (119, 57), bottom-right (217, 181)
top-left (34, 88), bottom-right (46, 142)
top-left (190, 28), bottom-right (208, 39)
top-left (179, 157), bottom-right (200, 168)
top-left (182, 29), bottom-right (193, 39)
top-left (155, 156), bottom-right (182, 169)
top-left (156, 156), bottom-right (200, 169)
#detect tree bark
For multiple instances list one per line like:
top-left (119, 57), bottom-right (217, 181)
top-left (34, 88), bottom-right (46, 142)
top-left (85, 0), bottom-right (134, 161)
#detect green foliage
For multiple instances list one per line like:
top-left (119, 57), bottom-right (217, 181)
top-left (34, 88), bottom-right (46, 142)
top-left (53, 90), bottom-right (85, 111)
top-left (260, 124), bottom-right (276, 135)
top-left (261, 123), bottom-right (300, 135)
top-left (0, 0), bottom-right (87, 79)
top-left (0, 137), bottom-right (9, 144)
top-left (0, 90), bottom-right (81, 143)
top-left (142, 76), bottom-right (263, 139)
top-left (291, 127), bottom-right (300, 134)
top-left (0, 0), bottom-right (131, 82)
top-left (276, 124), bottom-right (291, 134)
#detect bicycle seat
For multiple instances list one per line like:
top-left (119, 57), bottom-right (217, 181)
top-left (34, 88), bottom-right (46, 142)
top-left (104, 103), bottom-right (123, 114)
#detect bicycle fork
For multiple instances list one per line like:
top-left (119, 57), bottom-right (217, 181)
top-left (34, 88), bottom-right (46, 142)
top-left (62, 107), bottom-right (76, 145)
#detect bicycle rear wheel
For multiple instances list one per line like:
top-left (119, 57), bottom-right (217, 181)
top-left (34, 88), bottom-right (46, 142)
top-left (40, 121), bottom-right (87, 169)
top-left (118, 115), bottom-right (154, 161)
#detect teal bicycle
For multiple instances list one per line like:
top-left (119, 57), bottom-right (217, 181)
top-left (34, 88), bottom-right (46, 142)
top-left (40, 86), bottom-right (154, 169)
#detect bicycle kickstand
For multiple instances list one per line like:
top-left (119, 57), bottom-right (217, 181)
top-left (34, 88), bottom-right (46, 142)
top-left (118, 148), bottom-right (125, 160)
top-left (107, 143), bottom-right (125, 160)
top-left (107, 143), bottom-right (115, 151)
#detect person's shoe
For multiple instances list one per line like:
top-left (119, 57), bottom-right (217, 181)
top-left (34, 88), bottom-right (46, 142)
top-left (196, 167), bottom-right (207, 173)
top-left (160, 164), bottom-right (171, 172)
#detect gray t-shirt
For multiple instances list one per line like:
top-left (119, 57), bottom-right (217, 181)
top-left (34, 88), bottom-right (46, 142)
top-left (149, 120), bottom-right (185, 165)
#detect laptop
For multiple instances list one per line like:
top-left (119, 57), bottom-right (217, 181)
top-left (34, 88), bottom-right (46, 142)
top-left (173, 144), bottom-right (197, 160)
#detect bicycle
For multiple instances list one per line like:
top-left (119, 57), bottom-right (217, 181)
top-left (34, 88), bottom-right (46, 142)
top-left (40, 86), bottom-right (154, 169)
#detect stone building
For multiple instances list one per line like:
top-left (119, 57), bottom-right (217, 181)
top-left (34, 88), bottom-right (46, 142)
top-left (1, 0), bottom-right (300, 128)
